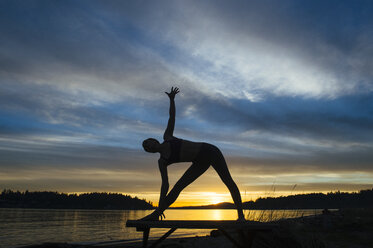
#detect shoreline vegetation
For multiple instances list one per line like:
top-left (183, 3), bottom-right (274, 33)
top-left (1, 188), bottom-right (372, 210)
top-left (0, 189), bottom-right (153, 210)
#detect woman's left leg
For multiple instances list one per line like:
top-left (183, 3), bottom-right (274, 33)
top-left (157, 161), bottom-right (210, 213)
top-left (143, 161), bottom-right (210, 220)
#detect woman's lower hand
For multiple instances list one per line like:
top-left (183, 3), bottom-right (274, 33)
top-left (160, 212), bottom-right (166, 220)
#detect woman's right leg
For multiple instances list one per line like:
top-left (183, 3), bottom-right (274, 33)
top-left (212, 150), bottom-right (245, 220)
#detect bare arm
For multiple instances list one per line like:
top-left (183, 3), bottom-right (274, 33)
top-left (158, 159), bottom-right (169, 209)
top-left (163, 87), bottom-right (179, 140)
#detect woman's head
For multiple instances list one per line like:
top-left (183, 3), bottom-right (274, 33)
top-left (142, 138), bottom-right (160, 153)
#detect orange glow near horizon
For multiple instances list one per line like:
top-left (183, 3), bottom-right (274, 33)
top-left (168, 192), bottom-right (232, 207)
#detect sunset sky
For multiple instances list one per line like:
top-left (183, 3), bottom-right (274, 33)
top-left (1, 0), bottom-right (373, 206)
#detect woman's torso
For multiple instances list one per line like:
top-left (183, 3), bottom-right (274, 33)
top-left (160, 137), bottom-right (204, 164)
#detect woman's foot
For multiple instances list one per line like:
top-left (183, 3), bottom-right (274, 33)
top-left (140, 210), bottom-right (165, 221)
top-left (140, 211), bottom-right (159, 221)
top-left (237, 213), bottom-right (246, 221)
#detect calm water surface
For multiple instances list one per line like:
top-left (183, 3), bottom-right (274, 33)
top-left (0, 208), bottom-right (321, 247)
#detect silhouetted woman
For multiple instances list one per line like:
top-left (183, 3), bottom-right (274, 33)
top-left (142, 87), bottom-right (245, 220)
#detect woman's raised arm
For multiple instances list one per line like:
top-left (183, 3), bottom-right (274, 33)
top-left (163, 87), bottom-right (179, 140)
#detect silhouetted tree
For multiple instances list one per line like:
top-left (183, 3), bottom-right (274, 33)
top-left (0, 189), bottom-right (153, 210)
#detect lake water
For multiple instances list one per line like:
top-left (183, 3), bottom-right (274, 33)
top-left (0, 208), bottom-right (321, 248)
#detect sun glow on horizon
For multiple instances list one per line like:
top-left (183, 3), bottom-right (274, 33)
top-left (206, 192), bottom-right (227, 205)
top-left (169, 192), bottom-right (232, 207)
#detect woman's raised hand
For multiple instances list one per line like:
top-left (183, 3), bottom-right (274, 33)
top-left (165, 87), bottom-right (179, 100)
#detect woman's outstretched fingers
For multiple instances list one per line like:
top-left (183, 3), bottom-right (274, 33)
top-left (165, 86), bottom-right (180, 99)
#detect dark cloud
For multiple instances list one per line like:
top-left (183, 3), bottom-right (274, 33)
top-left (0, 141), bottom-right (150, 170)
top-left (182, 91), bottom-right (373, 143)
top-left (196, 0), bottom-right (373, 89)
top-left (227, 147), bottom-right (373, 175)
top-left (0, 0), bottom-right (180, 103)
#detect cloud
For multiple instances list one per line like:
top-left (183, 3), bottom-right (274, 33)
top-left (2, 0), bottom-right (373, 102)
top-left (108, 1), bottom-right (372, 99)
top-left (0, 1), bottom-right (183, 105)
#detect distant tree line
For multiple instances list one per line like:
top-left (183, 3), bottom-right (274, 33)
top-left (246, 189), bottom-right (373, 209)
top-left (176, 188), bottom-right (373, 209)
top-left (1, 188), bottom-right (372, 210)
top-left (0, 189), bottom-right (154, 210)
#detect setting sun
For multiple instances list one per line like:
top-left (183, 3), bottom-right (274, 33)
top-left (186, 192), bottom-right (230, 206)
top-left (208, 192), bottom-right (226, 205)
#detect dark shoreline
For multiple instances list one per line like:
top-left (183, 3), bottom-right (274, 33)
top-left (2, 188), bottom-right (373, 210)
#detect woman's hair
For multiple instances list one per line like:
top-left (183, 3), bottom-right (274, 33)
top-left (142, 138), bottom-right (159, 152)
